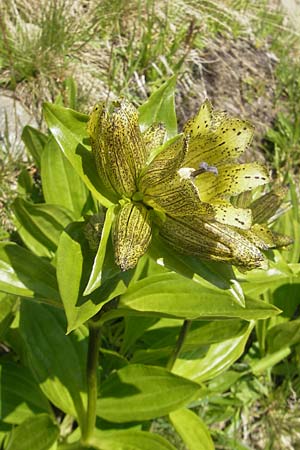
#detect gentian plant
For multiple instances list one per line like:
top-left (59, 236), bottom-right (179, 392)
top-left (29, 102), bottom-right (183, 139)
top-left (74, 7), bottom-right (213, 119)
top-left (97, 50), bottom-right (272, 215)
top-left (0, 77), bottom-right (294, 450)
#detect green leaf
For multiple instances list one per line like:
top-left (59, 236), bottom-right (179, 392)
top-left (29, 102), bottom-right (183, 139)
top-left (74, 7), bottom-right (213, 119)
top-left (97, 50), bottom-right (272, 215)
top-left (267, 319), bottom-right (300, 352)
top-left (150, 237), bottom-right (245, 307)
top-left (0, 242), bottom-right (60, 302)
top-left (91, 430), bottom-right (176, 450)
top-left (5, 414), bottom-right (59, 450)
top-left (19, 302), bottom-right (87, 425)
top-left (169, 408), bottom-right (215, 450)
top-left (237, 260), bottom-right (300, 299)
top-left (43, 103), bottom-right (116, 207)
top-left (56, 221), bottom-right (129, 332)
top-left (83, 206), bottom-right (116, 295)
top-left (21, 125), bottom-right (48, 168)
top-left (173, 322), bottom-right (253, 382)
top-left (41, 136), bottom-right (89, 217)
top-left (131, 319), bottom-right (249, 366)
top-left (100, 273), bottom-right (280, 323)
top-left (139, 76), bottom-right (177, 140)
top-left (64, 77), bottom-right (78, 110)
top-left (250, 347), bottom-right (291, 374)
top-left (0, 362), bottom-right (52, 424)
top-left (17, 168), bottom-right (34, 197)
top-left (0, 294), bottom-right (17, 338)
top-left (121, 316), bottom-right (157, 355)
top-left (13, 198), bottom-right (75, 257)
top-left (97, 364), bottom-right (201, 423)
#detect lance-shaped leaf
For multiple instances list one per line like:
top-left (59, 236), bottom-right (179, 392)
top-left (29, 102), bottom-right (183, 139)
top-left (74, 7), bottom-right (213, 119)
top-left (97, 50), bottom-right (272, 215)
top-left (41, 136), bottom-right (89, 217)
top-left (98, 273), bottom-right (280, 324)
top-left (13, 198), bottom-right (75, 258)
top-left (0, 294), bottom-right (17, 339)
top-left (97, 364), bottom-right (201, 422)
top-left (169, 408), bottom-right (215, 450)
top-left (0, 362), bottom-right (52, 424)
top-left (20, 302), bottom-right (87, 425)
top-left (57, 221), bottom-right (129, 332)
top-left (113, 203), bottom-right (152, 271)
top-left (83, 206), bottom-right (116, 295)
top-left (43, 103), bottom-right (115, 207)
top-left (149, 236), bottom-right (245, 307)
top-left (131, 319), bottom-right (249, 366)
top-left (91, 430), bottom-right (177, 450)
top-left (0, 242), bottom-right (60, 302)
top-left (139, 75), bottom-right (177, 140)
top-left (173, 322), bottom-right (254, 382)
top-left (21, 125), bottom-right (48, 168)
top-left (5, 414), bottom-right (59, 450)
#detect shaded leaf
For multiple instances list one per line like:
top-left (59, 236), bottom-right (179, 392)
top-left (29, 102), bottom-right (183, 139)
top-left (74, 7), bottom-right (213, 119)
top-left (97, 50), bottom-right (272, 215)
top-left (0, 242), bottom-right (60, 302)
top-left (0, 294), bottom-right (17, 339)
top-left (21, 126), bottom-right (48, 168)
top-left (19, 302), bottom-right (87, 426)
top-left (97, 364), bottom-right (201, 422)
top-left (5, 414), bottom-right (59, 450)
top-left (0, 362), bottom-right (52, 424)
top-left (13, 198), bottom-right (74, 257)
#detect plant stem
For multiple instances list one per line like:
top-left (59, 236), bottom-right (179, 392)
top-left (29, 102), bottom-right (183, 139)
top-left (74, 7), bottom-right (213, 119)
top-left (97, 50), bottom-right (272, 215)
top-left (82, 323), bottom-right (101, 444)
top-left (166, 319), bottom-right (191, 371)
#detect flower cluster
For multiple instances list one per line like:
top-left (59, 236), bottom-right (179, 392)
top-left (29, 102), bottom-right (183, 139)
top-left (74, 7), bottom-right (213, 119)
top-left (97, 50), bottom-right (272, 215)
top-left (88, 99), bottom-right (291, 271)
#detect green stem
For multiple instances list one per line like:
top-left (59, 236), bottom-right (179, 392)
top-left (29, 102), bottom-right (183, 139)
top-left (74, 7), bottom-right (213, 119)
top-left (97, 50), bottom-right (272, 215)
top-left (82, 323), bottom-right (101, 444)
top-left (166, 320), bottom-right (191, 371)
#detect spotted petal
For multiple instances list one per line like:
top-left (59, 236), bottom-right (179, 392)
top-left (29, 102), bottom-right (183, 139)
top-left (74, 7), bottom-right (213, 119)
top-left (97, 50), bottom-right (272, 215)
top-left (249, 187), bottom-right (289, 224)
top-left (88, 100), bottom-right (147, 197)
top-left (143, 176), bottom-right (213, 217)
top-left (183, 99), bottom-right (214, 136)
top-left (160, 215), bottom-right (266, 270)
top-left (209, 200), bottom-right (252, 230)
top-left (142, 123), bottom-right (166, 163)
top-left (139, 134), bottom-right (188, 189)
top-left (183, 102), bottom-right (254, 168)
top-left (195, 163), bottom-right (269, 202)
top-left (240, 223), bottom-right (293, 250)
top-left (113, 203), bottom-right (152, 271)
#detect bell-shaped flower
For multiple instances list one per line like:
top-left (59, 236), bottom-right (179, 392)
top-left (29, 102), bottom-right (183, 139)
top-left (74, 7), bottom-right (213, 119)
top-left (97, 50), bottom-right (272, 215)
top-left (88, 98), bottom-right (291, 271)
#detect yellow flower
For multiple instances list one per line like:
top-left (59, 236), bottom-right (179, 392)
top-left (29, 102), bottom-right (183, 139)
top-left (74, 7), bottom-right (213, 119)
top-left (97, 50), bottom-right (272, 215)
top-left (87, 99), bottom-right (290, 271)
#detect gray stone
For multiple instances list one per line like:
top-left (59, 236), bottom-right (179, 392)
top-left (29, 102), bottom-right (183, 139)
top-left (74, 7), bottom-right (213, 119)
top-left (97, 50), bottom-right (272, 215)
top-left (0, 91), bottom-right (37, 159)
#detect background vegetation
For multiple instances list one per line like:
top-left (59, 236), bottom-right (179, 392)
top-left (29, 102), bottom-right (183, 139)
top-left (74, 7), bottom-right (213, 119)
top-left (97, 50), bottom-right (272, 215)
top-left (1, 1), bottom-right (300, 449)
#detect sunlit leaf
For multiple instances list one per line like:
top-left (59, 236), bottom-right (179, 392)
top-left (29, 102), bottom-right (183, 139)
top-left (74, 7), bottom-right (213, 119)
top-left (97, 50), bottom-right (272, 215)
top-left (139, 76), bottom-right (177, 140)
top-left (41, 136), bottom-right (89, 217)
top-left (169, 408), bottom-right (215, 450)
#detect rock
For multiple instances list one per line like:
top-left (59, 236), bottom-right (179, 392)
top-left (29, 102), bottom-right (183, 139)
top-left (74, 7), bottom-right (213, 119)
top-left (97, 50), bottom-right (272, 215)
top-left (0, 91), bottom-right (37, 159)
